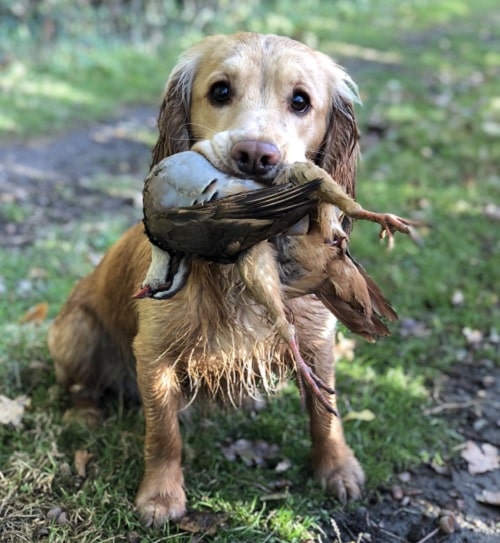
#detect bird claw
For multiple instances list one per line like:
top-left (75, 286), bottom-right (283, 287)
top-left (289, 338), bottom-right (338, 416)
top-left (354, 210), bottom-right (423, 249)
top-left (297, 364), bottom-right (338, 416)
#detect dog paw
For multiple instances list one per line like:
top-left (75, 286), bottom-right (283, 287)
top-left (313, 446), bottom-right (365, 504)
top-left (135, 475), bottom-right (186, 526)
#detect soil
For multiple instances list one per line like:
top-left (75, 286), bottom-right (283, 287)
top-left (1, 107), bottom-right (498, 542)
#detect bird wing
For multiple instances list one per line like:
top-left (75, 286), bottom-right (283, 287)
top-left (143, 180), bottom-right (321, 261)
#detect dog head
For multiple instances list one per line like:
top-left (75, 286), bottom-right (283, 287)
top-left (151, 32), bottom-right (360, 198)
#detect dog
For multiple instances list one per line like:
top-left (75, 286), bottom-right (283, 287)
top-left (48, 32), bottom-right (366, 526)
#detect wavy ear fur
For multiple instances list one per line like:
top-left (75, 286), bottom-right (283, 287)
top-left (314, 64), bottom-right (361, 232)
top-left (150, 54), bottom-right (199, 167)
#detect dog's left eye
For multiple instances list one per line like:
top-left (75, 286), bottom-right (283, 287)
top-left (209, 82), bottom-right (232, 105)
top-left (290, 91), bottom-right (310, 113)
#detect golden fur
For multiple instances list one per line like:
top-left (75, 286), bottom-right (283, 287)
top-left (48, 32), bottom-right (365, 526)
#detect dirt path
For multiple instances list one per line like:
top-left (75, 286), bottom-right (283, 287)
top-left (0, 105), bottom-right (156, 246)
top-left (1, 108), bottom-right (498, 542)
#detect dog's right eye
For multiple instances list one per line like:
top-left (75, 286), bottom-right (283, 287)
top-left (209, 82), bottom-right (232, 105)
top-left (290, 90), bottom-right (311, 114)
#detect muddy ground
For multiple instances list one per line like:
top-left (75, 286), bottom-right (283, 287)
top-left (0, 107), bottom-right (498, 542)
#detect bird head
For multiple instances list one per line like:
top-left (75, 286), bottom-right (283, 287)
top-left (132, 246), bottom-right (191, 300)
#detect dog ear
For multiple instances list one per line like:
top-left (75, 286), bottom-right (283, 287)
top-left (315, 67), bottom-right (360, 201)
top-left (314, 67), bottom-right (360, 234)
top-left (151, 58), bottom-right (197, 167)
top-left (319, 98), bottom-right (360, 200)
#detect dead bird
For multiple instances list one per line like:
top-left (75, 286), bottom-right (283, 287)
top-left (137, 152), bottom-right (417, 414)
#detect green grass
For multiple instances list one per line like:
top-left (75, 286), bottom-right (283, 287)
top-left (1, 1), bottom-right (499, 541)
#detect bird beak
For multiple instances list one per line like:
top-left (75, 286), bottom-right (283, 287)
top-left (132, 285), bottom-right (153, 299)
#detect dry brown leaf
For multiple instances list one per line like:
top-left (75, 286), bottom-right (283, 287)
top-left (74, 449), bottom-right (94, 478)
top-left (220, 438), bottom-right (280, 467)
top-left (19, 302), bottom-right (49, 324)
top-left (462, 327), bottom-right (483, 345)
top-left (178, 511), bottom-right (227, 535)
top-left (475, 489), bottom-right (500, 506)
top-left (0, 395), bottom-right (31, 427)
top-left (461, 440), bottom-right (499, 474)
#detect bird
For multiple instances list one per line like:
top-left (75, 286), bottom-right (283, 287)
top-left (134, 150), bottom-right (322, 299)
top-left (236, 160), bottom-right (418, 412)
top-left (135, 151), bottom-right (417, 414)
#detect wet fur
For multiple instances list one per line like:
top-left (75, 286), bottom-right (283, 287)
top-left (48, 32), bottom-right (365, 526)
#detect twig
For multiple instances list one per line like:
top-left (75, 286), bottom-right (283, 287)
top-left (330, 518), bottom-right (343, 543)
top-left (423, 399), bottom-right (476, 415)
top-left (376, 527), bottom-right (406, 541)
top-left (415, 528), bottom-right (439, 543)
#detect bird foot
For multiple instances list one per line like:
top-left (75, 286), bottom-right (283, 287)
top-left (353, 210), bottom-right (422, 249)
top-left (289, 338), bottom-right (338, 416)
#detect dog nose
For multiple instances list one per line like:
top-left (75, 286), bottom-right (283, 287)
top-left (231, 140), bottom-right (281, 176)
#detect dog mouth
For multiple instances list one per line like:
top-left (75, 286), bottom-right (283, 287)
top-left (191, 140), bottom-right (285, 185)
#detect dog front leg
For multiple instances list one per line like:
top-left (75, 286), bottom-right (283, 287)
top-left (291, 298), bottom-right (365, 503)
top-left (134, 351), bottom-right (186, 526)
top-left (306, 354), bottom-right (365, 504)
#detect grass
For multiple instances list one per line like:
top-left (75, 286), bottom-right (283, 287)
top-left (1, 0), bottom-right (499, 541)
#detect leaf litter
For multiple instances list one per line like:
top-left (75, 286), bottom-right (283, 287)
top-left (220, 437), bottom-right (290, 472)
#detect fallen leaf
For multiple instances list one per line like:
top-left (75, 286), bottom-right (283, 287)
top-left (397, 472), bottom-right (412, 483)
top-left (462, 327), bottom-right (483, 345)
top-left (56, 511), bottom-right (69, 525)
top-left (0, 395), bottom-right (31, 427)
top-left (475, 489), bottom-right (500, 506)
top-left (220, 438), bottom-right (280, 467)
top-left (270, 479), bottom-right (291, 490)
top-left (47, 507), bottom-right (63, 521)
top-left (275, 458), bottom-right (292, 473)
top-left (461, 440), bottom-right (499, 474)
top-left (391, 484), bottom-right (404, 500)
top-left (28, 267), bottom-right (48, 279)
top-left (484, 203), bottom-right (500, 221)
top-left (178, 511), bottom-right (227, 535)
top-left (399, 318), bottom-right (431, 338)
top-left (127, 532), bottom-right (141, 543)
top-left (343, 409), bottom-right (376, 422)
top-left (74, 449), bottom-right (94, 478)
top-left (19, 302), bottom-right (49, 324)
top-left (429, 460), bottom-right (450, 476)
top-left (451, 290), bottom-right (464, 306)
top-left (260, 491), bottom-right (290, 501)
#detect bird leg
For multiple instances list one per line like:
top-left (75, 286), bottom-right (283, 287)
top-left (237, 243), bottom-right (337, 415)
top-left (349, 210), bottom-right (422, 248)
top-left (276, 162), bottom-right (422, 247)
top-left (316, 179), bottom-right (421, 247)
top-left (288, 336), bottom-right (338, 416)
